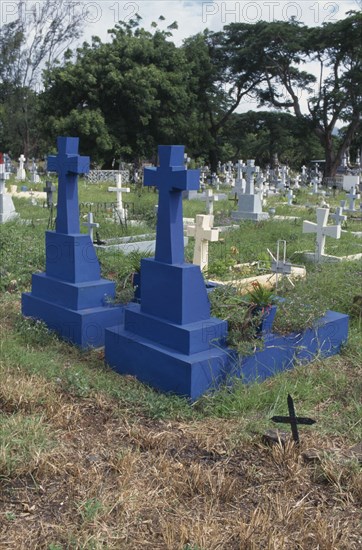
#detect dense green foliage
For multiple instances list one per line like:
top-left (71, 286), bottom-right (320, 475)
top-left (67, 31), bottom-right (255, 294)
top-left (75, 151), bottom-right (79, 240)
top-left (0, 8), bottom-right (360, 173)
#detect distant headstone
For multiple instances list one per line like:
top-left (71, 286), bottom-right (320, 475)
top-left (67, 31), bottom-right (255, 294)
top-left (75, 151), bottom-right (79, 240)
top-left (82, 211), bottom-right (99, 242)
top-left (303, 208), bottom-right (341, 261)
top-left (331, 206), bottom-right (347, 226)
top-left (16, 154), bottom-right (26, 181)
top-left (344, 186), bottom-right (360, 213)
top-left (287, 188), bottom-right (294, 206)
top-left (30, 158), bottom-right (41, 184)
top-left (43, 180), bottom-right (56, 207)
top-left (108, 173), bottom-right (130, 221)
top-left (0, 153), bottom-right (18, 223)
top-left (232, 159), bottom-right (269, 222)
top-left (22, 137), bottom-right (123, 347)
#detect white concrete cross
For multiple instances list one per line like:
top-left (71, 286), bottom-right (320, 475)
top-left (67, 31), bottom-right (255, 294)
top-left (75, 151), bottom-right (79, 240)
top-left (82, 212), bottom-right (99, 242)
top-left (331, 206), bottom-right (347, 226)
top-left (0, 157), bottom-right (5, 193)
top-left (16, 154), bottom-right (26, 181)
top-left (187, 214), bottom-right (219, 272)
top-left (312, 176), bottom-right (320, 194)
top-left (242, 160), bottom-right (257, 194)
top-left (345, 186), bottom-right (360, 212)
top-left (281, 165), bottom-right (288, 186)
top-left (303, 208), bottom-right (341, 261)
top-left (287, 188), bottom-right (294, 206)
top-left (205, 189), bottom-right (218, 215)
top-left (108, 173), bottom-right (130, 221)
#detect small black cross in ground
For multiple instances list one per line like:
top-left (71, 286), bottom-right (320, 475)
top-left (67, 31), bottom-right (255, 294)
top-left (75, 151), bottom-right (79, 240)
top-left (228, 192), bottom-right (238, 206)
top-left (271, 394), bottom-right (316, 444)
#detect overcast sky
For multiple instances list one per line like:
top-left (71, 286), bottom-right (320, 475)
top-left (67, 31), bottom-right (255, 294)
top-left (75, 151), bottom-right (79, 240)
top-left (80, 0), bottom-right (359, 45)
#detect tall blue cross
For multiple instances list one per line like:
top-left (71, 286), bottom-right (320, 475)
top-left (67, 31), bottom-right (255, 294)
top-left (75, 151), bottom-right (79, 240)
top-left (47, 137), bottom-right (90, 234)
top-left (144, 145), bottom-right (199, 264)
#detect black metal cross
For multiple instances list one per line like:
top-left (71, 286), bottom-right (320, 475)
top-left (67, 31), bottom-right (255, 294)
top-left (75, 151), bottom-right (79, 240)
top-left (271, 394), bottom-right (316, 444)
top-left (229, 192), bottom-right (238, 206)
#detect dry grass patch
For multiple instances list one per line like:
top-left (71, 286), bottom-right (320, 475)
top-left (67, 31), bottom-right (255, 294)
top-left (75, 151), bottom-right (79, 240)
top-left (1, 383), bottom-right (361, 550)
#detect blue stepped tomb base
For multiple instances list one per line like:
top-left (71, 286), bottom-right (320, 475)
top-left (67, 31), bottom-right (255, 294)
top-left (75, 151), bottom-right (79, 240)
top-left (22, 137), bottom-right (123, 348)
top-left (106, 308), bottom-right (348, 401)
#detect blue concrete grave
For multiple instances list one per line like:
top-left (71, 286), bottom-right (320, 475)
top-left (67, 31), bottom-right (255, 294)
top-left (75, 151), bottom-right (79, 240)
top-left (105, 145), bottom-right (349, 400)
top-left (105, 145), bottom-right (231, 399)
top-left (22, 137), bottom-right (123, 347)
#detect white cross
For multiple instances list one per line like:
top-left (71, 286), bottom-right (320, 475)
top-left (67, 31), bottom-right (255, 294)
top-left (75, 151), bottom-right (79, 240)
top-left (19, 154), bottom-right (26, 168)
top-left (187, 214), bottom-right (219, 272)
top-left (0, 157), bottom-right (5, 193)
top-left (205, 189), bottom-right (218, 215)
top-left (287, 188), bottom-right (294, 206)
top-left (331, 206), bottom-right (347, 226)
top-left (82, 212), bottom-right (99, 242)
top-left (312, 177), bottom-right (320, 194)
top-left (281, 166), bottom-right (288, 185)
top-left (345, 186), bottom-right (360, 212)
top-left (108, 173), bottom-right (130, 221)
top-left (242, 160), bottom-right (257, 194)
top-left (303, 208), bottom-right (341, 261)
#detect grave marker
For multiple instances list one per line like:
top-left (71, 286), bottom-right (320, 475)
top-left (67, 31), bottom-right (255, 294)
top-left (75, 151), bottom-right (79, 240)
top-left (303, 208), bottom-right (341, 261)
top-left (271, 394), bottom-right (316, 444)
top-left (22, 137), bottom-right (123, 347)
top-left (16, 154), bottom-right (26, 181)
top-left (43, 180), bottom-right (56, 208)
top-left (232, 159), bottom-right (269, 222)
top-left (0, 152), bottom-right (18, 223)
top-left (105, 145), bottom-right (230, 400)
top-left (82, 212), bottom-right (99, 242)
top-left (331, 206), bottom-right (347, 226)
top-left (108, 173), bottom-right (130, 221)
top-left (187, 214), bottom-right (219, 272)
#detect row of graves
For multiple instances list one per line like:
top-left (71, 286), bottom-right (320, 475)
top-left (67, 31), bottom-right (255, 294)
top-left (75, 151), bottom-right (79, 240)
top-left (15, 137), bottom-right (362, 400)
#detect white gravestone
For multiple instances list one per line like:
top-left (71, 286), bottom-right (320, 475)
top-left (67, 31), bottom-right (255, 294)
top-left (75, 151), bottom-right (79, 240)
top-left (303, 208), bottom-right (341, 261)
top-left (331, 206), bottom-right (347, 226)
top-left (0, 156), bottom-right (18, 223)
top-left (30, 159), bottom-right (41, 184)
top-left (108, 173), bottom-right (130, 221)
top-left (82, 212), bottom-right (99, 242)
top-left (344, 186), bottom-right (360, 213)
top-left (205, 189), bottom-right (218, 215)
top-left (235, 160), bottom-right (246, 194)
top-left (187, 214), bottom-right (219, 272)
top-left (16, 154), bottom-right (26, 181)
top-left (287, 188), bottom-right (294, 206)
top-left (232, 160), bottom-right (269, 221)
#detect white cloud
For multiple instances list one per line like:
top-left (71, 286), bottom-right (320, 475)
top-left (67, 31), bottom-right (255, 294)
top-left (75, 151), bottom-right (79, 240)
top-left (81, 0), bottom-right (359, 45)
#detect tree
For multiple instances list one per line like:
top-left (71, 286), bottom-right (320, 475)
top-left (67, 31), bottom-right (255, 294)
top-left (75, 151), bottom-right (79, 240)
top-left (42, 19), bottom-right (192, 165)
top-left (224, 14), bottom-right (361, 176)
top-left (182, 28), bottom-right (267, 170)
top-left (223, 111), bottom-right (324, 168)
top-left (0, 0), bottom-right (86, 158)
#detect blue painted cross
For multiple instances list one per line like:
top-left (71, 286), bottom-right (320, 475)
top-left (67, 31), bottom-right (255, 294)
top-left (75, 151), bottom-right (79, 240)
top-left (47, 137), bottom-right (90, 234)
top-left (144, 146), bottom-right (199, 264)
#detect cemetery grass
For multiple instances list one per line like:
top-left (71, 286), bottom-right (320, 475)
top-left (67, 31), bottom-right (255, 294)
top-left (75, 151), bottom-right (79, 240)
top-left (1, 182), bottom-right (362, 548)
